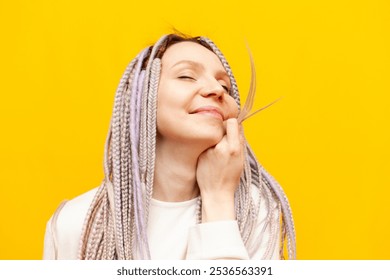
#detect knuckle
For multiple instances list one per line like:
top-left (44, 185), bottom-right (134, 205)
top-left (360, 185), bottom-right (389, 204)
top-left (229, 147), bottom-right (241, 156)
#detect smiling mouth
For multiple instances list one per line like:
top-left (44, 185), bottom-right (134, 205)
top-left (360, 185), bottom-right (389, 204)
top-left (190, 107), bottom-right (225, 121)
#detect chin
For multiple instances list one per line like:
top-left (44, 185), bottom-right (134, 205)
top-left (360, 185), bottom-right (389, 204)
top-left (157, 120), bottom-right (225, 148)
top-left (196, 130), bottom-right (224, 148)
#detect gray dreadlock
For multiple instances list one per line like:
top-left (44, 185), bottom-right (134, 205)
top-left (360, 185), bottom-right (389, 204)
top-left (78, 34), bottom-right (296, 260)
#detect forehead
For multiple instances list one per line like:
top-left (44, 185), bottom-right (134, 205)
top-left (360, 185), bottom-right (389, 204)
top-left (161, 41), bottom-right (226, 72)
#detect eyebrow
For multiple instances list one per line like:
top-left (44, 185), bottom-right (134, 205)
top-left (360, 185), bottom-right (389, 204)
top-left (170, 60), bottom-right (205, 71)
top-left (170, 60), bottom-right (230, 80)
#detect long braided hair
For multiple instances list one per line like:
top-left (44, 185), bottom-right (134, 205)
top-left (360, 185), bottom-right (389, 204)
top-left (78, 34), bottom-right (296, 260)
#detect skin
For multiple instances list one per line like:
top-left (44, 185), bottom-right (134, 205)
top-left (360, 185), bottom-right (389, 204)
top-left (153, 41), bottom-right (245, 223)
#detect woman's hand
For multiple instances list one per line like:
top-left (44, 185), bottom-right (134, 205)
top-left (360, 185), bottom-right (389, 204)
top-left (196, 118), bottom-right (245, 223)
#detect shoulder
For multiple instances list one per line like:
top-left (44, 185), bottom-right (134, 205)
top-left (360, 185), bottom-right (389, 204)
top-left (51, 187), bottom-right (99, 259)
top-left (56, 187), bottom-right (99, 235)
top-left (60, 187), bottom-right (99, 218)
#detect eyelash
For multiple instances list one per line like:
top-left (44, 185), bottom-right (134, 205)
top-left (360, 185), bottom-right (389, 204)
top-left (178, 75), bottom-right (195, 80)
top-left (178, 76), bottom-right (230, 92)
top-left (221, 85), bottom-right (230, 92)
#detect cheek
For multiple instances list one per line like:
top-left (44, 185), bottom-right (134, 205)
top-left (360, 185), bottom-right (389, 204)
top-left (156, 88), bottom-right (187, 136)
top-left (156, 95), bottom-right (173, 134)
top-left (156, 105), bottom-right (180, 141)
top-left (226, 97), bottom-right (239, 118)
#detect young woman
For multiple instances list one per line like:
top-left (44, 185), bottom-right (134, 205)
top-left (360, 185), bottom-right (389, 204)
top-left (43, 34), bottom-right (296, 260)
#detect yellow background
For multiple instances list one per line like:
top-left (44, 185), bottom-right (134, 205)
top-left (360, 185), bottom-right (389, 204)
top-left (0, 0), bottom-right (389, 259)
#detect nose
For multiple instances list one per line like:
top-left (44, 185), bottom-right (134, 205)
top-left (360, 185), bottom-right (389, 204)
top-left (200, 78), bottom-right (225, 101)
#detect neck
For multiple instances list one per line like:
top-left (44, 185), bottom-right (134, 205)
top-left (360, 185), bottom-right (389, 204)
top-left (153, 138), bottom-right (205, 202)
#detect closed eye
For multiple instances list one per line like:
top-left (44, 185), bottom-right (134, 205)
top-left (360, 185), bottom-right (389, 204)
top-left (178, 76), bottom-right (195, 80)
top-left (221, 85), bottom-right (230, 92)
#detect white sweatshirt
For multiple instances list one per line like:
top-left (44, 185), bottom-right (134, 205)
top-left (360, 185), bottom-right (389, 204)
top-left (43, 186), bottom-right (280, 260)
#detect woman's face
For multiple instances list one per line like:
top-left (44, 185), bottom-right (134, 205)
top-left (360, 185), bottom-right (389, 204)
top-left (156, 41), bottom-right (239, 148)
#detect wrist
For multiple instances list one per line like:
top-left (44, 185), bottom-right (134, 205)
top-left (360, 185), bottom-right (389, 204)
top-left (201, 194), bottom-right (235, 223)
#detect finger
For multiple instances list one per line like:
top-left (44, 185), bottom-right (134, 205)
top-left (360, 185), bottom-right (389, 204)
top-left (225, 118), bottom-right (241, 149)
top-left (240, 130), bottom-right (245, 159)
top-left (214, 120), bottom-right (229, 149)
top-left (239, 124), bottom-right (245, 146)
top-left (233, 122), bottom-right (246, 161)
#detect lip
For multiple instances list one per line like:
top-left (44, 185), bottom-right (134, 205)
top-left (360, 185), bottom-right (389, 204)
top-left (190, 106), bottom-right (225, 121)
